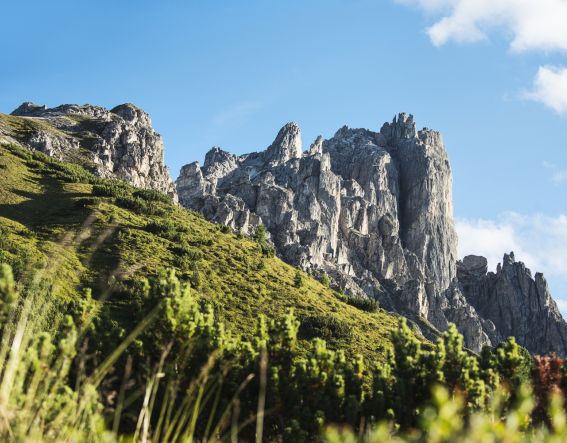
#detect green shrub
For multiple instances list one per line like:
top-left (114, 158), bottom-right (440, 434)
top-left (254, 224), bottom-right (268, 246)
top-left (0, 261), bottom-right (558, 442)
top-left (345, 295), bottom-right (379, 312)
top-left (116, 196), bottom-right (166, 216)
top-left (299, 315), bottom-right (353, 341)
top-left (133, 188), bottom-right (171, 204)
top-left (253, 225), bottom-right (275, 257)
top-left (92, 182), bottom-right (129, 199)
top-left (294, 268), bottom-right (304, 288)
top-left (73, 197), bottom-right (98, 208)
top-left (144, 220), bottom-right (178, 237)
top-left (171, 243), bottom-right (203, 261)
top-left (320, 272), bottom-right (330, 287)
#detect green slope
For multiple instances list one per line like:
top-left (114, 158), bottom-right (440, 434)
top-left (0, 141), bottom-right (413, 364)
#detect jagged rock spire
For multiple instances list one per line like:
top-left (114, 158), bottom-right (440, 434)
top-left (380, 112), bottom-right (416, 142)
top-left (309, 136), bottom-right (323, 155)
top-left (457, 251), bottom-right (567, 356)
top-left (264, 122), bottom-right (302, 164)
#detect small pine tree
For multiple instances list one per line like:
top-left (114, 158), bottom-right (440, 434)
top-left (254, 224), bottom-right (268, 248)
top-left (294, 269), bottom-right (304, 288)
top-left (320, 272), bottom-right (330, 288)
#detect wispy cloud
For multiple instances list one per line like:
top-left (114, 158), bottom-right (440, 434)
top-left (396, 0), bottom-right (567, 52)
top-left (456, 212), bottom-right (567, 278)
top-left (543, 161), bottom-right (567, 184)
top-left (395, 0), bottom-right (567, 116)
top-left (523, 66), bottom-right (567, 115)
top-left (212, 101), bottom-right (263, 127)
top-left (553, 171), bottom-right (567, 184)
top-left (556, 298), bottom-right (567, 312)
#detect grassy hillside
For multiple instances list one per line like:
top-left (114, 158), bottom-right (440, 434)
top-left (0, 137), bottom-right (549, 443)
top-left (0, 140), bottom-right (409, 364)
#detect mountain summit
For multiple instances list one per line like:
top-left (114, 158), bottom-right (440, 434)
top-left (177, 113), bottom-right (567, 355)
top-left (2, 102), bottom-right (177, 200)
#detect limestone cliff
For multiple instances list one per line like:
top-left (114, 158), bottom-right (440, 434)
top-left (177, 114), bottom-right (496, 351)
top-left (177, 114), bottom-right (567, 355)
top-left (458, 253), bottom-right (567, 355)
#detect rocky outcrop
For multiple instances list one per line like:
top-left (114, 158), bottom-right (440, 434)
top-left (458, 253), bottom-right (567, 356)
top-left (1, 102), bottom-right (177, 200)
top-left (4, 100), bottom-right (565, 355)
top-left (176, 113), bottom-right (495, 352)
top-left (177, 113), bottom-right (567, 356)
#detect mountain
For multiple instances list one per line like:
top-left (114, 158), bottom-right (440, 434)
top-left (2, 102), bottom-right (177, 199)
top-left (0, 134), bottom-right (404, 364)
top-left (2, 102), bottom-right (566, 356)
top-left (177, 113), bottom-right (567, 356)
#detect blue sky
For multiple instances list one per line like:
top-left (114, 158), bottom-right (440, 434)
top-left (1, 0), bottom-right (567, 310)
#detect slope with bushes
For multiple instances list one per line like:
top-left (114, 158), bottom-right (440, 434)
top-left (0, 141), bottom-right (406, 363)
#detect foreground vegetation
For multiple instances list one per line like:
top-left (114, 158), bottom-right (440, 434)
top-left (3, 260), bottom-right (567, 442)
top-left (0, 141), bottom-right (406, 364)
top-left (3, 142), bottom-right (567, 441)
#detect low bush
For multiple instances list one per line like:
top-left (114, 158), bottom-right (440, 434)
top-left (116, 196), bottom-right (166, 216)
top-left (294, 268), bottom-right (304, 288)
top-left (346, 295), bottom-right (379, 312)
top-left (299, 314), bottom-right (354, 341)
top-left (92, 182), bottom-right (129, 199)
top-left (0, 260), bottom-right (563, 442)
top-left (133, 188), bottom-right (171, 204)
top-left (144, 220), bottom-right (177, 235)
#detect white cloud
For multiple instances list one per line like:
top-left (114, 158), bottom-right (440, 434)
top-left (397, 0), bottom-right (567, 53)
top-left (456, 212), bottom-right (567, 314)
top-left (396, 0), bottom-right (567, 116)
top-left (456, 212), bottom-right (567, 278)
top-left (523, 66), bottom-right (567, 114)
top-left (543, 161), bottom-right (567, 184)
top-left (553, 171), bottom-right (567, 184)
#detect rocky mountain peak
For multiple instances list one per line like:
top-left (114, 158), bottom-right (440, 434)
top-left (110, 103), bottom-right (151, 126)
top-left (203, 147), bottom-right (237, 178)
top-left (264, 122), bottom-right (302, 164)
top-left (309, 135), bottom-right (324, 155)
top-left (177, 115), bottom-right (480, 348)
top-left (3, 102), bottom-right (177, 201)
top-left (380, 112), bottom-right (416, 142)
top-left (457, 252), bottom-right (567, 355)
top-left (11, 102), bottom-right (48, 116)
top-left (176, 114), bottom-right (567, 356)
top-left (503, 251), bottom-right (516, 267)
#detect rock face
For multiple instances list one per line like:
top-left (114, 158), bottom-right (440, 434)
top-left (177, 114), bottom-right (567, 356)
top-left (458, 253), bottom-right (567, 356)
top-left (177, 114), bottom-right (492, 351)
top-left (1, 102), bottom-right (177, 200)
